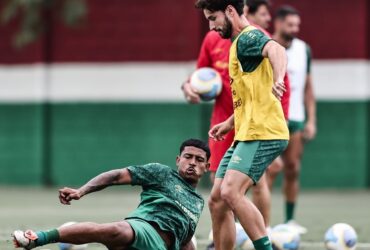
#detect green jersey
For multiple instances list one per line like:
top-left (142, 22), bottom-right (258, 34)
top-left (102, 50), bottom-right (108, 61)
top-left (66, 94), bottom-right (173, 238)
top-left (126, 163), bottom-right (204, 250)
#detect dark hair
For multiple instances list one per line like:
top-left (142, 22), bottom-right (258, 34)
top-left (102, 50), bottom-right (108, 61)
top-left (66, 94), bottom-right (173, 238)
top-left (275, 5), bottom-right (300, 20)
top-left (179, 138), bottom-right (211, 160)
top-left (244, 0), bottom-right (270, 15)
top-left (195, 0), bottom-right (244, 16)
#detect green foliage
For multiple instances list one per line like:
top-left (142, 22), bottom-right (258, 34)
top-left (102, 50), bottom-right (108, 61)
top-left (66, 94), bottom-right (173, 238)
top-left (0, 0), bottom-right (87, 49)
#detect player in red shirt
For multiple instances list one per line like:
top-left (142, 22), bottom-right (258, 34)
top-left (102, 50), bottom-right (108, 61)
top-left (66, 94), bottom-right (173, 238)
top-left (183, 30), bottom-right (234, 180)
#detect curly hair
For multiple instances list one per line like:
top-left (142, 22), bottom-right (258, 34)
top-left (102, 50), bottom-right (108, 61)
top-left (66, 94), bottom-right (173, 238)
top-left (195, 0), bottom-right (244, 16)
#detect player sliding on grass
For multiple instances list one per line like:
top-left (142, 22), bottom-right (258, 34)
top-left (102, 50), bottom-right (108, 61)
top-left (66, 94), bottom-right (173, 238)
top-left (195, 0), bottom-right (289, 249)
top-left (12, 138), bottom-right (210, 250)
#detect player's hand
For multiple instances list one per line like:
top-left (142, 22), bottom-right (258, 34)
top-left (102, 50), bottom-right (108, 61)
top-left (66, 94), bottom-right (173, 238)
top-left (208, 121), bottom-right (233, 141)
top-left (182, 81), bottom-right (201, 104)
top-left (303, 121), bottom-right (316, 141)
top-left (59, 187), bottom-right (82, 205)
top-left (272, 81), bottom-right (286, 101)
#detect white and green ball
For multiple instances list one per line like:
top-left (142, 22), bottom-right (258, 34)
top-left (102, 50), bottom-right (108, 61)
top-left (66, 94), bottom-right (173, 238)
top-left (190, 67), bottom-right (222, 101)
top-left (271, 224), bottom-right (300, 250)
top-left (324, 223), bottom-right (357, 250)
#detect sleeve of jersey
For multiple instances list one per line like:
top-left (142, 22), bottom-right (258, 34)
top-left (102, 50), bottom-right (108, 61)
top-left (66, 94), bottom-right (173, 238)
top-left (126, 163), bottom-right (169, 187)
top-left (237, 29), bottom-right (271, 72)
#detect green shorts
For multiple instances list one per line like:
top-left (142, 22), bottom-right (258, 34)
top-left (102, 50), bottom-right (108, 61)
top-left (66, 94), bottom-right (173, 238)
top-left (215, 140), bottom-right (288, 183)
top-left (288, 120), bottom-right (305, 134)
top-left (126, 218), bottom-right (167, 250)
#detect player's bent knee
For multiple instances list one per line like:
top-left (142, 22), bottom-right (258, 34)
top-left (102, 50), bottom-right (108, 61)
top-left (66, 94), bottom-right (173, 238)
top-left (105, 222), bottom-right (134, 245)
top-left (220, 185), bottom-right (240, 209)
top-left (208, 192), bottom-right (227, 213)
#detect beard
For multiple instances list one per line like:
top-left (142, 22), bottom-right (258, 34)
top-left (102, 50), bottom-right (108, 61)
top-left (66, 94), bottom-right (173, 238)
top-left (281, 31), bottom-right (296, 42)
top-left (216, 16), bottom-right (233, 39)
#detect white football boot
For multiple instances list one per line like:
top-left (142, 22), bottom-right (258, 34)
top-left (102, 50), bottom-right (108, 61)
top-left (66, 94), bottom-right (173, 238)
top-left (12, 230), bottom-right (38, 249)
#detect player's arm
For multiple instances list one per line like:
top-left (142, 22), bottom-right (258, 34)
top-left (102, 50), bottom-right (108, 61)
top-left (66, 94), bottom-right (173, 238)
top-left (262, 40), bottom-right (287, 100)
top-left (237, 30), bottom-right (286, 100)
top-left (303, 45), bottom-right (316, 140)
top-left (208, 114), bottom-right (234, 141)
top-left (303, 75), bottom-right (316, 140)
top-left (59, 168), bottom-right (131, 205)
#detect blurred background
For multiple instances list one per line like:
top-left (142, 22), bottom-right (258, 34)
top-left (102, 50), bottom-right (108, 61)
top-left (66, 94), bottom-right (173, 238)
top-left (0, 0), bottom-right (368, 189)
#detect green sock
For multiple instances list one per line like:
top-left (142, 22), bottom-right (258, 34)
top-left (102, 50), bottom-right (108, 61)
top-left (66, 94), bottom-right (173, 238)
top-left (286, 201), bottom-right (295, 222)
top-left (253, 236), bottom-right (273, 250)
top-left (35, 229), bottom-right (60, 246)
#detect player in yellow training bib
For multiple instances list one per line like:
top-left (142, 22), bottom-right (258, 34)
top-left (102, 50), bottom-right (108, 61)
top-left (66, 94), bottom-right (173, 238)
top-left (195, 0), bottom-right (289, 250)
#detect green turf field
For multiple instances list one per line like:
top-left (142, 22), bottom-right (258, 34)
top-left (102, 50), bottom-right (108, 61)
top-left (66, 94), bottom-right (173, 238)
top-left (1, 187), bottom-right (369, 250)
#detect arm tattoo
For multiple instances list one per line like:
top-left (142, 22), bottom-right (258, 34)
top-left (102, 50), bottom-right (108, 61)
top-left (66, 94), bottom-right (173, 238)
top-left (79, 169), bottom-right (122, 196)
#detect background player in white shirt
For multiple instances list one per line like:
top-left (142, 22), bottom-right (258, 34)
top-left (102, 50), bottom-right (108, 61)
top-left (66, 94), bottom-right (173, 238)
top-left (267, 5), bottom-right (317, 234)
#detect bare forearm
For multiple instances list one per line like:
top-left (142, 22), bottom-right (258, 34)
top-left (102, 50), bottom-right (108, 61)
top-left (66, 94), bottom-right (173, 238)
top-left (226, 115), bottom-right (235, 129)
top-left (265, 41), bottom-right (287, 83)
top-left (78, 169), bottom-right (122, 197)
top-left (305, 75), bottom-right (316, 124)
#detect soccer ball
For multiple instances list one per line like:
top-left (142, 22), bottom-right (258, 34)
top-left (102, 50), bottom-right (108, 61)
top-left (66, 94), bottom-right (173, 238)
top-left (324, 223), bottom-right (357, 250)
top-left (58, 222), bottom-right (88, 250)
top-left (208, 223), bottom-right (254, 250)
top-left (190, 67), bottom-right (222, 101)
top-left (235, 222), bottom-right (254, 250)
top-left (270, 224), bottom-right (300, 250)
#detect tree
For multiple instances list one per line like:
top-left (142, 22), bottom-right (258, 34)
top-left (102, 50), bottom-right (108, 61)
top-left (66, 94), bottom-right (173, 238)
top-left (1, 0), bottom-right (87, 48)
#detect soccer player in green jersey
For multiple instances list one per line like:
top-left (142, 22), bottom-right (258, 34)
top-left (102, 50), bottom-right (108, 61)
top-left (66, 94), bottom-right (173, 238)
top-left (12, 139), bottom-right (210, 250)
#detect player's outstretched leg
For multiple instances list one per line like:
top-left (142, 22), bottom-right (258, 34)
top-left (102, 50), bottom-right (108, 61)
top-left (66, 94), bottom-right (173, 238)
top-left (13, 221), bottom-right (134, 250)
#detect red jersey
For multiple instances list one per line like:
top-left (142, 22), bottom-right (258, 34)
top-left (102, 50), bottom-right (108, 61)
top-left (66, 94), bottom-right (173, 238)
top-left (197, 31), bottom-right (234, 171)
top-left (197, 31), bottom-right (234, 125)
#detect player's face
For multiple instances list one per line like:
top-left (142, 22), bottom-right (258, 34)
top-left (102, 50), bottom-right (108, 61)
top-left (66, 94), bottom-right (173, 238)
top-left (280, 14), bottom-right (301, 41)
top-left (247, 5), bottom-right (271, 29)
top-left (203, 9), bottom-right (233, 39)
top-left (176, 146), bottom-right (209, 186)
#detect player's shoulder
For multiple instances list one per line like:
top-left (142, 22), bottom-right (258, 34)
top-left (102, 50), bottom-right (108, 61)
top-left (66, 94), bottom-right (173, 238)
top-left (239, 27), bottom-right (268, 41)
top-left (291, 38), bottom-right (311, 54)
top-left (144, 162), bottom-right (170, 169)
top-left (292, 38), bottom-right (309, 48)
top-left (250, 24), bottom-right (271, 37)
top-left (203, 31), bottom-right (225, 46)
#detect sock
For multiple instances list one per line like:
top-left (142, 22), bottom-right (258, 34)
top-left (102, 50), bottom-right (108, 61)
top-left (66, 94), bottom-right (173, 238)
top-left (285, 201), bottom-right (295, 222)
top-left (35, 229), bottom-right (60, 246)
top-left (253, 236), bottom-right (273, 250)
